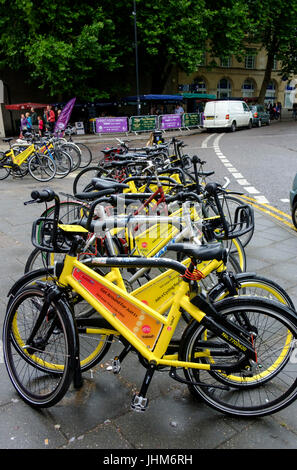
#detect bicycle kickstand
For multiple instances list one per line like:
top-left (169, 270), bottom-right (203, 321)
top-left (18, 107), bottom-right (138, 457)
top-left (131, 362), bottom-right (157, 412)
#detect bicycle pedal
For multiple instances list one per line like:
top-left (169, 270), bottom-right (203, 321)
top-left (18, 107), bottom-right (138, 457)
top-left (112, 358), bottom-right (121, 374)
top-left (130, 393), bottom-right (149, 412)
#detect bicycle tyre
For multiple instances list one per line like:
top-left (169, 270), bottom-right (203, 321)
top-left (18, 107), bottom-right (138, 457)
top-left (7, 272), bottom-right (114, 373)
top-left (3, 286), bottom-right (75, 408)
top-left (60, 143), bottom-right (81, 170)
top-left (0, 152), bottom-right (11, 180)
top-left (72, 165), bottom-right (118, 194)
top-left (28, 153), bottom-right (56, 182)
top-left (180, 296), bottom-right (297, 417)
top-left (208, 273), bottom-right (295, 310)
top-left (76, 142), bottom-right (93, 168)
top-left (51, 149), bottom-right (72, 178)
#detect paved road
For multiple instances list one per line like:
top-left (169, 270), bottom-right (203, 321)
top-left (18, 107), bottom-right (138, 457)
top-left (182, 120), bottom-right (297, 215)
top-left (1, 128), bottom-right (297, 452)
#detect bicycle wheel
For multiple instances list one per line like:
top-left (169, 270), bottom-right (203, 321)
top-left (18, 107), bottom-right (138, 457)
top-left (3, 286), bottom-right (75, 407)
top-left (7, 272), bottom-right (114, 373)
top-left (51, 149), bottom-right (72, 178)
top-left (73, 166), bottom-right (112, 194)
top-left (76, 142), bottom-right (93, 168)
top-left (209, 273), bottom-right (295, 310)
top-left (28, 153), bottom-right (56, 182)
top-left (60, 143), bottom-right (81, 170)
top-left (0, 152), bottom-right (11, 180)
top-left (180, 296), bottom-right (297, 417)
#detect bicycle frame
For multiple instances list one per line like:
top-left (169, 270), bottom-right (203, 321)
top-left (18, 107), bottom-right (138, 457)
top-left (57, 252), bottom-right (255, 370)
top-left (3, 145), bottom-right (35, 167)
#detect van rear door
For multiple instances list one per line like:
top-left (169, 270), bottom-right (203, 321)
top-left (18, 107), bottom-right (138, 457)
top-left (203, 101), bottom-right (216, 127)
top-left (213, 101), bottom-right (229, 127)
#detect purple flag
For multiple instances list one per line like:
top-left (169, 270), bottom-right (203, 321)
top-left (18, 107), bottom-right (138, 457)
top-left (54, 97), bottom-right (76, 135)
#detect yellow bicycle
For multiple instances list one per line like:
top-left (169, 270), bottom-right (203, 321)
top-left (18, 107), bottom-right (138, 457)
top-left (0, 137), bottom-right (56, 181)
top-left (4, 189), bottom-right (297, 418)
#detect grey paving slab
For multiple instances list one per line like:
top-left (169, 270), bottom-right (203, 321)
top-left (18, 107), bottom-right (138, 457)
top-left (61, 422), bottom-right (133, 449)
top-left (113, 389), bottom-right (238, 449)
top-left (0, 402), bottom-right (67, 449)
top-left (218, 417), bottom-right (297, 449)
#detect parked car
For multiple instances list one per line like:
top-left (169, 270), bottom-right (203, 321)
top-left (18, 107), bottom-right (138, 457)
top-left (290, 173), bottom-right (297, 229)
top-left (249, 105), bottom-right (270, 127)
top-left (203, 100), bottom-right (253, 132)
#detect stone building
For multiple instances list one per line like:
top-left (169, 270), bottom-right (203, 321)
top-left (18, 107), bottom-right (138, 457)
top-left (176, 46), bottom-right (297, 109)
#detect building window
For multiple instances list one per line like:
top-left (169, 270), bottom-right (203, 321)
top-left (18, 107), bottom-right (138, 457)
top-left (242, 79), bottom-right (255, 98)
top-left (191, 77), bottom-right (207, 93)
top-left (221, 57), bottom-right (231, 68)
top-left (272, 57), bottom-right (278, 70)
top-left (245, 53), bottom-right (256, 69)
top-left (265, 81), bottom-right (277, 104)
top-left (217, 78), bottom-right (232, 98)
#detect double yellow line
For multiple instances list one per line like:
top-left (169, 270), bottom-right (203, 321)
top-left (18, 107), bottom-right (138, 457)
top-left (237, 194), bottom-right (296, 231)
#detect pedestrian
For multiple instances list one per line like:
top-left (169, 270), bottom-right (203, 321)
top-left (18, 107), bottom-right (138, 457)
top-left (45, 105), bottom-right (56, 133)
top-left (30, 107), bottom-right (38, 133)
top-left (25, 112), bottom-right (33, 131)
top-left (174, 103), bottom-right (184, 115)
top-left (19, 113), bottom-right (28, 138)
top-left (38, 115), bottom-right (44, 136)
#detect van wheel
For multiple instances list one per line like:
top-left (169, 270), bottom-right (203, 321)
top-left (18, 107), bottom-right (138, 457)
top-left (266, 119), bottom-right (270, 126)
top-left (248, 119), bottom-right (253, 129)
top-left (230, 121), bottom-right (236, 132)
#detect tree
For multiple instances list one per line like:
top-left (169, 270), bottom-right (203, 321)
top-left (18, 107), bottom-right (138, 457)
top-left (246, 0), bottom-right (297, 103)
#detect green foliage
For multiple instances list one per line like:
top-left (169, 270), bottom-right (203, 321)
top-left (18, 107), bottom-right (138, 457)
top-left (1, 0), bottom-right (296, 100)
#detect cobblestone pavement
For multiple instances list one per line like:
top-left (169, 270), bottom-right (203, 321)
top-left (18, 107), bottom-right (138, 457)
top-left (1, 143), bottom-right (297, 451)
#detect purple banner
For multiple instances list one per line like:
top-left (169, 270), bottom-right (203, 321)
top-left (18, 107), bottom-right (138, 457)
top-left (160, 114), bottom-right (182, 130)
top-left (96, 117), bottom-right (128, 133)
top-left (54, 97), bottom-right (76, 136)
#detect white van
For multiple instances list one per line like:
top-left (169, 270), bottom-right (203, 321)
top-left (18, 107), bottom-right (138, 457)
top-left (203, 100), bottom-right (253, 132)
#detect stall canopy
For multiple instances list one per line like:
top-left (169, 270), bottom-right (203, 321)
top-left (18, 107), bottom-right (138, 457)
top-left (124, 94), bottom-right (184, 102)
top-left (5, 102), bottom-right (48, 110)
top-left (180, 93), bottom-right (216, 100)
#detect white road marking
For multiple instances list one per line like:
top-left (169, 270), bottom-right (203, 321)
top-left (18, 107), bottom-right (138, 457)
top-left (280, 198), bottom-right (290, 203)
top-left (201, 134), bottom-right (217, 148)
top-left (254, 195), bottom-right (269, 204)
top-left (211, 133), bottom-right (269, 204)
top-left (244, 186), bottom-right (260, 194)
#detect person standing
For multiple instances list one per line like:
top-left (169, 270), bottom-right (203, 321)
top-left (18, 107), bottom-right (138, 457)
top-left (174, 103), bottom-right (184, 114)
top-left (45, 105), bottom-right (56, 133)
top-left (25, 112), bottom-right (32, 131)
top-left (38, 115), bottom-right (44, 136)
top-left (19, 113), bottom-right (28, 138)
top-left (30, 107), bottom-right (38, 132)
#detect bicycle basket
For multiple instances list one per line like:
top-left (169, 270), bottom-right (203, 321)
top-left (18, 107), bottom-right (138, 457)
top-left (213, 203), bottom-right (254, 240)
top-left (31, 217), bottom-right (73, 253)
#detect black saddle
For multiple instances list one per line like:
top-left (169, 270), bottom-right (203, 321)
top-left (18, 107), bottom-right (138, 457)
top-left (91, 177), bottom-right (129, 192)
top-left (167, 243), bottom-right (226, 262)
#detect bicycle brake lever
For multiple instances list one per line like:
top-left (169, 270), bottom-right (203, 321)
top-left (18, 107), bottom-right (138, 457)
top-left (24, 200), bottom-right (38, 205)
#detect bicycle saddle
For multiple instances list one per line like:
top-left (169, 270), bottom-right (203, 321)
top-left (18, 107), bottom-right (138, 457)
top-left (167, 242), bottom-right (227, 262)
top-left (91, 177), bottom-right (129, 191)
top-left (2, 137), bottom-right (13, 142)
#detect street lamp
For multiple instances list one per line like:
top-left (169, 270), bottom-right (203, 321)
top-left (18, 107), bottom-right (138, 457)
top-left (133, 0), bottom-right (141, 116)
